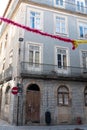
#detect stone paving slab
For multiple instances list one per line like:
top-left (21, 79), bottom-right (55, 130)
top-left (0, 119), bottom-right (86, 130)
top-left (0, 125), bottom-right (86, 130)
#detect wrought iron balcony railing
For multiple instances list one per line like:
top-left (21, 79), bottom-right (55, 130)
top-left (20, 62), bottom-right (87, 79)
top-left (0, 66), bottom-right (13, 82)
top-left (4, 66), bottom-right (13, 80)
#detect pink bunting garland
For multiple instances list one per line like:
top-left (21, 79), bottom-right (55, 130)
top-left (0, 17), bottom-right (75, 49)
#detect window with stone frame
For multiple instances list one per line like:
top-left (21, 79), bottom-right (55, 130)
top-left (57, 85), bottom-right (69, 106)
top-left (55, 15), bottom-right (68, 36)
top-left (5, 86), bottom-right (10, 105)
top-left (84, 87), bottom-right (87, 106)
top-left (54, 0), bottom-right (65, 8)
top-left (29, 44), bottom-right (41, 68)
top-left (29, 10), bottom-right (43, 30)
top-left (56, 48), bottom-right (68, 70)
top-left (78, 21), bottom-right (87, 38)
top-left (76, 0), bottom-right (85, 13)
top-left (81, 51), bottom-right (87, 70)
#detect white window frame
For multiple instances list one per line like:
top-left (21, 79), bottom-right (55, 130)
top-left (55, 46), bottom-right (70, 74)
top-left (54, 14), bottom-right (68, 36)
top-left (27, 7), bottom-right (43, 31)
top-left (26, 42), bottom-right (43, 72)
top-left (54, 0), bottom-right (65, 8)
top-left (77, 20), bottom-right (87, 39)
top-left (80, 49), bottom-right (87, 73)
top-left (76, 0), bottom-right (85, 13)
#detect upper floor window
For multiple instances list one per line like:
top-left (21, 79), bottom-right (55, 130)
top-left (29, 43), bottom-right (42, 69)
top-left (56, 47), bottom-right (68, 70)
top-left (27, 8), bottom-right (43, 30)
top-left (81, 51), bottom-right (87, 69)
top-left (55, 15), bottom-right (68, 36)
top-left (78, 21), bottom-right (87, 38)
top-left (57, 85), bottom-right (69, 106)
top-left (54, 0), bottom-right (65, 8)
top-left (76, 0), bottom-right (85, 12)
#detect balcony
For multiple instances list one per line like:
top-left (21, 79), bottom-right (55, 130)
top-left (0, 66), bottom-right (13, 83)
top-left (4, 66), bottom-right (13, 80)
top-left (20, 62), bottom-right (87, 81)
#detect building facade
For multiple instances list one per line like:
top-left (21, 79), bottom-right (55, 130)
top-left (0, 0), bottom-right (87, 125)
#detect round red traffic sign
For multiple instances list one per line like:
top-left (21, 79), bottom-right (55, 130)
top-left (11, 87), bottom-right (18, 95)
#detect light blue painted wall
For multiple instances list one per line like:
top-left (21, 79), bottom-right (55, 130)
top-left (24, 2), bottom-right (87, 68)
top-left (30, 0), bottom-right (87, 14)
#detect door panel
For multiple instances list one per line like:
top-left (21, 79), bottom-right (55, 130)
top-left (26, 90), bottom-right (40, 123)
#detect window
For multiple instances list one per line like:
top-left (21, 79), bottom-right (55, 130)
top-left (55, 15), bottom-right (68, 36)
top-left (54, 0), bottom-right (65, 8)
top-left (29, 44), bottom-right (41, 68)
top-left (56, 48), bottom-right (68, 69)
top-left (9, 50), bottom-right (13, 66)
top-left (81, 51), bottom-right (87, 69)
top-left (78, 22), bottom-right (87, 38)
top-left (57, 85), bottom-right (69, 106)
top-left (27, 8), bottom-right (43, 30)
top-left (76, 0), bottom-right (85, 12)
top-left (5, 86), bottom-right (10, 105)
top-left (2, 58), bottom-right (6, 71)
top-left (84, 87), bottom-right (87, 106)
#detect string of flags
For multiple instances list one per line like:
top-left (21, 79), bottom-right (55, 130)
top-left (0, 17), bottom-right (87, 50)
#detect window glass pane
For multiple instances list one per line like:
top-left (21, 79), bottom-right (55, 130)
top-left (61, 22), bottom-right (65, 33)
top-left (30, 12), bottom-right (35, 28)
top-left (82, 51), bottom-right (87, 68)
top-left (60, 0), bottom-right (63, 6)
top-left (57, 54), bottom-right (61, 68)
top-left (64, 94), bottom-right (69, 105)
top-left (77, 1), bottom-right (80, 10)
top-left (81, 2), bottom-right (84, 12)
top-left (59, 86), bottom-right (68, 92)
top-left (35, 52), bottom-right (39, 67)
top-left (56, 17), bottom-right (65, 34)
top-left (56, 0), bottom-right (59, 5)
top-left (29, 51), bottom-right (33, 66)
top-left (35, 17), bottom-right (40, 29)
top-left (58, 94), bottom-right (63, 104)
top-left (79, 26), bottom-right (83, 37)
top-left (63, 55), bottom-right (67, 69)
top-left (30, 11), bottom-right (41, 29)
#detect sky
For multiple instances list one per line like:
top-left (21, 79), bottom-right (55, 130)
top-left (0, 0), bottom-right (9, 16)
top-left (0, 0), bottom-right (9, 31)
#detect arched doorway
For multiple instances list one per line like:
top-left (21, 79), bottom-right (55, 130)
top-left (26, 84), bottom-right (40, 124)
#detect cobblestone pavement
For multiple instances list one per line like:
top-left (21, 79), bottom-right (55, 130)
top-left (0, 119), bottom-right (87, 130)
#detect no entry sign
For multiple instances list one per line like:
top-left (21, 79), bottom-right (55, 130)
top-left (11, 87), bottom-right (18, 95)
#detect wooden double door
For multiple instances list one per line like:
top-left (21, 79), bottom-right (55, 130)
top-left (26, 90), bottom-right (40, 123)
